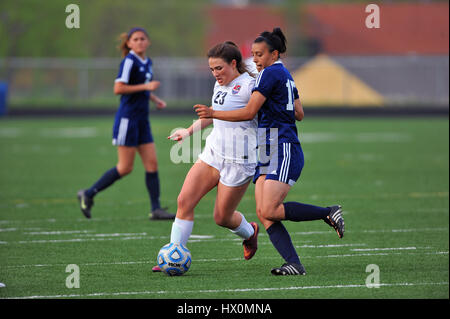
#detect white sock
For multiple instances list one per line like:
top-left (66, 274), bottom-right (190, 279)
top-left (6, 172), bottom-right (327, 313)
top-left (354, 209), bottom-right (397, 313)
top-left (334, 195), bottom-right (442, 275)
top-left (230, 212), bottom-right (254, 240)
top-left (170, 217), bottom-right (194, 246)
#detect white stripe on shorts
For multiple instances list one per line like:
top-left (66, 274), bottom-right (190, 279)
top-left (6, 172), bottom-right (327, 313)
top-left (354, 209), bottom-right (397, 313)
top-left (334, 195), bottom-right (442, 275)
top-left (279, 143), bottom-right (291, 183)
top-left (279, 143), bottom-right (287, 182)
top-left (117, 118), bottom-right (129, 146)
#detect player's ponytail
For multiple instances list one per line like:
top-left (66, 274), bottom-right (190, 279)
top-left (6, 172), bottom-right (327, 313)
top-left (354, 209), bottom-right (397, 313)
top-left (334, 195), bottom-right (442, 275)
top-left (272, 27), bottom-right (287, 54)
top-left (118, 32), bottom-right (131, 58)
top-left (207, 41), bottom-right (253, 76)
top-left (254, 27), bottom-right (287, 58)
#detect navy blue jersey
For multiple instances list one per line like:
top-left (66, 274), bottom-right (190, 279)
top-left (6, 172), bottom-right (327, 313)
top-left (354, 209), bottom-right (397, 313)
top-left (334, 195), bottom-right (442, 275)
top-left (252, 61), bottom-right (300, 145)
top-left (115, 50), bottom-right (153, 119)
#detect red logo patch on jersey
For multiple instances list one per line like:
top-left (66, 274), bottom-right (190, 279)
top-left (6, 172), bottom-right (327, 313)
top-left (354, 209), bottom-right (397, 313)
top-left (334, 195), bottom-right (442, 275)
top-left (232, 84), bottom-right (241, 94)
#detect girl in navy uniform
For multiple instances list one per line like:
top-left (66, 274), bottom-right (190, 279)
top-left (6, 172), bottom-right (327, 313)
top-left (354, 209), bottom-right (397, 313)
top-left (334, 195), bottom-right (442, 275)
top-left (78, 27), bottom-right (175, 221)
top-left (195, 28), bottom-right (344, 275)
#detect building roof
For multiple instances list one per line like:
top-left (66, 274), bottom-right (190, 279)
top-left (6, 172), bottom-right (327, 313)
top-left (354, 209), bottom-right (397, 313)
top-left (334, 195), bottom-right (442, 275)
top-left (304, 3), bottom-right (449, 55)
top-left (206, 5), bottom-right (285, 57)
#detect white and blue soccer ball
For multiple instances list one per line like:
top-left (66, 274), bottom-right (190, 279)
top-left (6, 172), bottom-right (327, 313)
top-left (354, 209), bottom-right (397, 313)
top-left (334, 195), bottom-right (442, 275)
top-left (157, 243), bottom-right (192, 276)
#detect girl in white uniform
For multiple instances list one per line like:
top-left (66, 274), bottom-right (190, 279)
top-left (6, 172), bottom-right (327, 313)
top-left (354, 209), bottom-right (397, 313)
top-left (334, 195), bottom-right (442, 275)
top-left (153, 42), bottom-right (259, 271)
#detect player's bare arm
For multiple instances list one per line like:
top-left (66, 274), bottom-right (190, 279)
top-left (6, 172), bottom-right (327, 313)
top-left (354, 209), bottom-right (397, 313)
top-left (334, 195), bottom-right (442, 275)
top-left (294, 98), bottom-right (304, 121)
top-left (168, 118), bottom-right (213, 142)
top-left (114, 80), bottom-right (160, 95)
top-left (150, 94), bottom-right (167, 110)
top-left (194, 91), bottom-right (266, 121)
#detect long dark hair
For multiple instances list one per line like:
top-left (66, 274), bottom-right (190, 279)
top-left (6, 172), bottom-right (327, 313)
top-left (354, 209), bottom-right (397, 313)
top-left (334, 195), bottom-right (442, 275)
top-left (207, 41), bottom-right (253, 76)
top-left (254, 27), bottom-right (287, 59)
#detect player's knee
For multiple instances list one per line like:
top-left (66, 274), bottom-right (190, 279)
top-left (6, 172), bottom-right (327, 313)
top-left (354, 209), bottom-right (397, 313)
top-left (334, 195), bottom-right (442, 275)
top-left (177, 193), bottom-right (193, 213)
top-left (117, 164), bottom-right (133, 176)
top-left (259, 209), bottom-right (271, 221)
top-left (256, 206), bottom-right (270, 224)
top-left (256, 206), bottom-right (264, 220)
top-left (146, 160), bottom-right (158, 172)
top-left (177, 193), bottom-right (186, 210)
top-left (213, 211), bottom-right (230, 227)
top-left (259, 203), bottom-right (278, 221)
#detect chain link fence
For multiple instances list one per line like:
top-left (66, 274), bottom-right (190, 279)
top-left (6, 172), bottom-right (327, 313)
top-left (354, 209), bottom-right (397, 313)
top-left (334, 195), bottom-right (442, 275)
top-left (0, 55), bottom-right (448, 110)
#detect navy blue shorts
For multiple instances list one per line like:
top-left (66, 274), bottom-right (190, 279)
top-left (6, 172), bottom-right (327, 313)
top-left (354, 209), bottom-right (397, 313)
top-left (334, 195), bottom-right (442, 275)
top-left (112, 117), bottom-right (153, 147)
top-left (253, 142), bottom-right (304, 186)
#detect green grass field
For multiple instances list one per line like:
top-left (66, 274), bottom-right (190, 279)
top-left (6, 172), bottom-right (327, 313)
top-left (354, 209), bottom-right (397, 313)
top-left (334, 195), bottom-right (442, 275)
top-left (0, 115), bottom-right (448, 300)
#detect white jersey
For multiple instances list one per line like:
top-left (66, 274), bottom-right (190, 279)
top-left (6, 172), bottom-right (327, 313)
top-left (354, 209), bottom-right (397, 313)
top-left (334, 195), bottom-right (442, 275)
top-left (205, 72), bottom-right (258, 163)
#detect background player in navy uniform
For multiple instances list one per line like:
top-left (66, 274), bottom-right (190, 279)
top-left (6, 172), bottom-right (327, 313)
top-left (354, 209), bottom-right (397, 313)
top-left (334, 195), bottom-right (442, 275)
top-left (195, 28), bottom-right (345, 275)
top-left (78, 27), bottom-right (175, 221)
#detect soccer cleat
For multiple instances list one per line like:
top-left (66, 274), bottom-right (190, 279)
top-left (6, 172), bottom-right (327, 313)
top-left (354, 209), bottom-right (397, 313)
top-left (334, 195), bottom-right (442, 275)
top-left (150, 208), bottom-right (176, 220)
top-left (271, 263), bottom-right (306, 276)
top-left (77, 190), bottom-right (94, 219)
top-left (243, 222), bottom-right (259, 260)
top-left (324, 205), bottom-right (345, 238)
top-left (152, 265), bottom-right (161, 272)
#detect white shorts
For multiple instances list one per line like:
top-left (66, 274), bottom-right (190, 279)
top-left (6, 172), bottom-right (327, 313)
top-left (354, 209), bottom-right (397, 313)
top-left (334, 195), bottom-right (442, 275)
top-left (198, 143), bottom-right (256, 187)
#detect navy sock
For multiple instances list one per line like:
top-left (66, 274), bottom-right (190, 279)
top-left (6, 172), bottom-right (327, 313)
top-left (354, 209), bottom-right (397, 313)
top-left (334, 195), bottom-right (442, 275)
top-left (86, 167), bottom-right (121, 198)
top-left (266, 221), bottom-right (300, 264)
top-left (284, 202), bottom-right (330, 222)
top-left (145, 171), bottom-right (161, 211)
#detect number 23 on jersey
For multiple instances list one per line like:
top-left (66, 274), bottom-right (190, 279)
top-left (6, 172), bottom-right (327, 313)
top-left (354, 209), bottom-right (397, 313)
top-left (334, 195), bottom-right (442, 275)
top-left (214, 91), bottom-right (228, 105)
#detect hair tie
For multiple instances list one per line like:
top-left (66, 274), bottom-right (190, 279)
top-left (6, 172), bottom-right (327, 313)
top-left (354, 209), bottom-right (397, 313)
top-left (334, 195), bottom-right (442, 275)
top-left (127, 27), bottom-right (148, 39)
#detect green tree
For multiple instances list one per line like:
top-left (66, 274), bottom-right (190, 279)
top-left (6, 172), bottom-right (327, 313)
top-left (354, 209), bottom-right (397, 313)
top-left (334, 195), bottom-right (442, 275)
top-left (0, 0), bottom-right (209, 57)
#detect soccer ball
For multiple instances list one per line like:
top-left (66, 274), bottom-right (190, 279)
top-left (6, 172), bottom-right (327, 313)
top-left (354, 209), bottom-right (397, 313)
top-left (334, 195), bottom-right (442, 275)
top-left (157, 243), bottom-right (192, 276)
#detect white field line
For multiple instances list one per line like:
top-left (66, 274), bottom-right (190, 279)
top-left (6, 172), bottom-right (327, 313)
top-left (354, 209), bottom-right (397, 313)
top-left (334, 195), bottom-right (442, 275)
top-left (24, 230), bottom-right (93, 235)
top-left (315, 252), bottom-right (391, 258)
top-left (4, 233), bottom-right (213, 245)
top-left (39, 127), bottom-right (98, 138)
top-left (361, 227), bottom-right (449, 234)
top-left (2, 226), bottom-right (443, 239)
top-left (0, 228), bottom-right (17, 232)
top-left (0, 214), bottom-right (213, 225)
top-left (300, 132), bottom-right (412, 144)
top-left (0, 127), bottom-right (22, 138)
top-left (14, 236), bottom-right (166, 244)
top-left (297, 244), bottom-right (367, 248)
top-left (190, 235), bottom-right (215, 239)
top-left (1, 226), bottom-right (448, 245)
top-left (77, 232), bottom-right (147, 237)
top-left (351, 247), bottom-right (416, 252)
top-left (9, 237), bottom-right (248, 245)
top-left (3, 250), bottom-right (448, 269)
top-left (6, 282), bottom-right (448, 299)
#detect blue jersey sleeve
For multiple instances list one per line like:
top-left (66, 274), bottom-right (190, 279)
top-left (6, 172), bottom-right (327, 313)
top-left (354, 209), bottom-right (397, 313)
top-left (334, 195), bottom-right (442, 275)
top-left (293, 86), bottom-right (299, 100)
top-left (252, 68), bottom-right (277, 98)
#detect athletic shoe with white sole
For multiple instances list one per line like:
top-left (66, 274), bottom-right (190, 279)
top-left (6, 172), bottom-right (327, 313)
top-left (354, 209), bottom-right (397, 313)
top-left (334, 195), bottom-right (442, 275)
top-left (271, 262), bottom-right (306, 276)
top-left (149, 208), bottom-right (176, 220)
top-left (324, 205), bottom-right (345, 238)
top-left (77, 189), bottom-right (94, 219)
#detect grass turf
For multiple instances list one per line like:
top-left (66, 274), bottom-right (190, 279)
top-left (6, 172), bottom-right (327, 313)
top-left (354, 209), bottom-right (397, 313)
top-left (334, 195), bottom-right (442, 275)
top-left (0, 115), bottom-right (448, 300)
